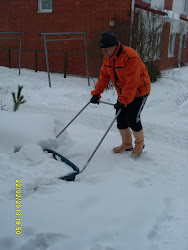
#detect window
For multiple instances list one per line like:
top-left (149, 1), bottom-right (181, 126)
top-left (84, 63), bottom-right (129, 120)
top-left (184, 34), bottom-right (187, 48)
top-left (168, 33), bottom-right (176, 57)
top-left (141, 0), bottom-right (151, 3)
top-left (38, 0), bottom-right (52, 13)
top-left (183, 0), bottom-right (188, 15)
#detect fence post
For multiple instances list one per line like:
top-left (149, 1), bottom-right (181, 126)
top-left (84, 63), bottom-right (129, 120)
top-left (64, 52), bottom-right (67, 78)
top-left (19, 34), bottom-right (22, 75)
top-left (84, 33), bottom-right (90, 86)
top-left (8, 49), bottom-right (11, 68)
top-left (35, 50), bottom-right (38, 72)
top-left (43, 35), bottom-right (51, 87)
top-left (0, 32), bottom-right (24, 75)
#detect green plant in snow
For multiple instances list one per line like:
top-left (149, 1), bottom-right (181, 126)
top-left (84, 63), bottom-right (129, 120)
top-left (12, 85), bottom-right (26, 112)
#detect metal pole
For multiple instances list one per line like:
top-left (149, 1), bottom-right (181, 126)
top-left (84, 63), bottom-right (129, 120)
top-left (99, 100), bottom-right (114, 106)
top-left (84, 33), bottom-right (90, 86)
top-left (0, 32), bottom-right (24, 75)
top-left (43, 35), bottom-right (51, 87)
top-left (64, 52), bottom-right (67, 78)
top-left (0, 32), bottom-right (24, 35)
top-left (56, 100), bottom-right (114, 138)
top-left (8, 49), bottom-right (11, 68)
top-left (35, 51), bottom-right (38, 72)
top-left (56, 101), bottom-right (91, 138)
top-left (19, 34), bottom-right (22, 75)
top-left (46, 38), bottom-right (84, 42)
top-left (39, 32), bottom-right (90, 87)
top-left (80, 109), bottom-right (121, 174)
top-left (40, 32), bottom-right (86, 36)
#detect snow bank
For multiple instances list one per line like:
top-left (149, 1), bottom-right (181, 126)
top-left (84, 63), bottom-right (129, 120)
top-left (0, 110), bottom-right (56, 154)
top-left (0, 108), bottom-right (75, 199)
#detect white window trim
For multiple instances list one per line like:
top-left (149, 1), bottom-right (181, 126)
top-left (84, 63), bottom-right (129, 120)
top-left (183, 0), bottom-right (188, 15)
top-left (168, 33), bottom-right (176, 58)
top-left (141, 0), bottom-right (151, 4)
top-left (38, 0), bottom-right (52, 13)
top-left (184, 34), bottom-right (187, 48)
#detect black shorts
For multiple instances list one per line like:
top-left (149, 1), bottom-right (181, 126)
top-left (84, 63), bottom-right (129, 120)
top-left (116, 95), bottom-right (148, 132)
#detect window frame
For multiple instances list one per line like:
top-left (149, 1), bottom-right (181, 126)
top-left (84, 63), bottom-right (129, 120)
top-left (184, 34), bottom-right (187, 48)
top-left (141, 0), bottom-right (151, 3)
top-left (38, 0), bottom-right (52, 13)
top-left (183, 0), bottom-right (188, 15)
top-left (168, 33), bottom-right (176, 58)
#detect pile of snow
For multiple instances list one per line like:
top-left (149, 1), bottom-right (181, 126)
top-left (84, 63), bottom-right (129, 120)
top-left (0, 110), bottom-right (57, 154)
top-left (163, 10), bottom-right (179, 20)
top-left (16, 144), bottom-right (45, 165)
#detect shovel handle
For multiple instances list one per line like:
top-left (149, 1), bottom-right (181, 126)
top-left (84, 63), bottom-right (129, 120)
top-left (80, 108), bottom-right (121, 174)
top-left (56, 100), bottom-right (114, 138)
top-left (56, 101), bottom-right (90, 138)
top-left (99, 100), bottom-right (114, 106)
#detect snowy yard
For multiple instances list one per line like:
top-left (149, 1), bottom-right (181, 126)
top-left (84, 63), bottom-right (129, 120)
top-left (0, 65), bottom-right (188, 250)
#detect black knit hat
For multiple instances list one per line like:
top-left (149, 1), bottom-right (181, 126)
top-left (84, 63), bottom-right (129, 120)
top-left (100, 31), bottom-right (119, 48)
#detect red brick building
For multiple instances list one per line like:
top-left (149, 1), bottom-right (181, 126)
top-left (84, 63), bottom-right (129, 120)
top-left (0, 0), bottom-right (187, 77)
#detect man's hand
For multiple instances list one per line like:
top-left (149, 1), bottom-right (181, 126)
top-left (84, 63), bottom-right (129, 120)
top-left (90, 95), bottom-right (99, 104)
top-left (114, 100), bottom-right (125, 110)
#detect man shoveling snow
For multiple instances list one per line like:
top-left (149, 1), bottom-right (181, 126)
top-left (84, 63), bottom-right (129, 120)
top-left (90, 31), bottom-right (151, 157)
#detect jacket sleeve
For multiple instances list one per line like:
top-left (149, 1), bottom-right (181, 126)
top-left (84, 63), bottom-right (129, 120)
top-left (118, 57), bottom-right (141, 106)
top-left (91, 59), bottom-right (111, 98)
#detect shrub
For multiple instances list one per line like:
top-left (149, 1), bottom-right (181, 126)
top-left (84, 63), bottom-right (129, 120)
top-left (145, 61), bottom-right (161, 83)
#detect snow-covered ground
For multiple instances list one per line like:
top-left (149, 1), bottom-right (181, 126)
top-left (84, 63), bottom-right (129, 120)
top-left (0, 65), bottom-right (188, 250)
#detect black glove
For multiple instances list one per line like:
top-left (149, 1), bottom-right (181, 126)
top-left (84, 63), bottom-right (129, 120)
top-left (114, 100), bottom-right (125, 110)
top-left (90, 95), bottom-right (99, 104)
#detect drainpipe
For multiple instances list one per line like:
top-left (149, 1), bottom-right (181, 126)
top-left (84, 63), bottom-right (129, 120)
top-left (130, 0), bottom-right (135, 47)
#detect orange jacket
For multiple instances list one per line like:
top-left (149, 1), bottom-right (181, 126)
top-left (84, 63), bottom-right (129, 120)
top-left (91, 43), bottom-right (151, 106)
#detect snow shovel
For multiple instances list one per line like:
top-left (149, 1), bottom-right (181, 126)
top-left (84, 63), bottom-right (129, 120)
top-left (45, 100), bottom-right (121, 181)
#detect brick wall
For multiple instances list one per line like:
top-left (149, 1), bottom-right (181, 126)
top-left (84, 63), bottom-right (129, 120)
top-left (0, 0), bottom-right (131, 76)
top-left (165, 0), bottom-right (173, 10)
top-left (0, 0), bottom-right (187, 76)
top-left (159, 34), bottom-right (180, 70)
top-left (159, 21), bottom-right (188, 70)
top-left (134, 0), bottom-right (188, 72)
top-left (181, 36), bottom-right (188, 65)
top-left (159, 22), bottom-right (181, 70)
